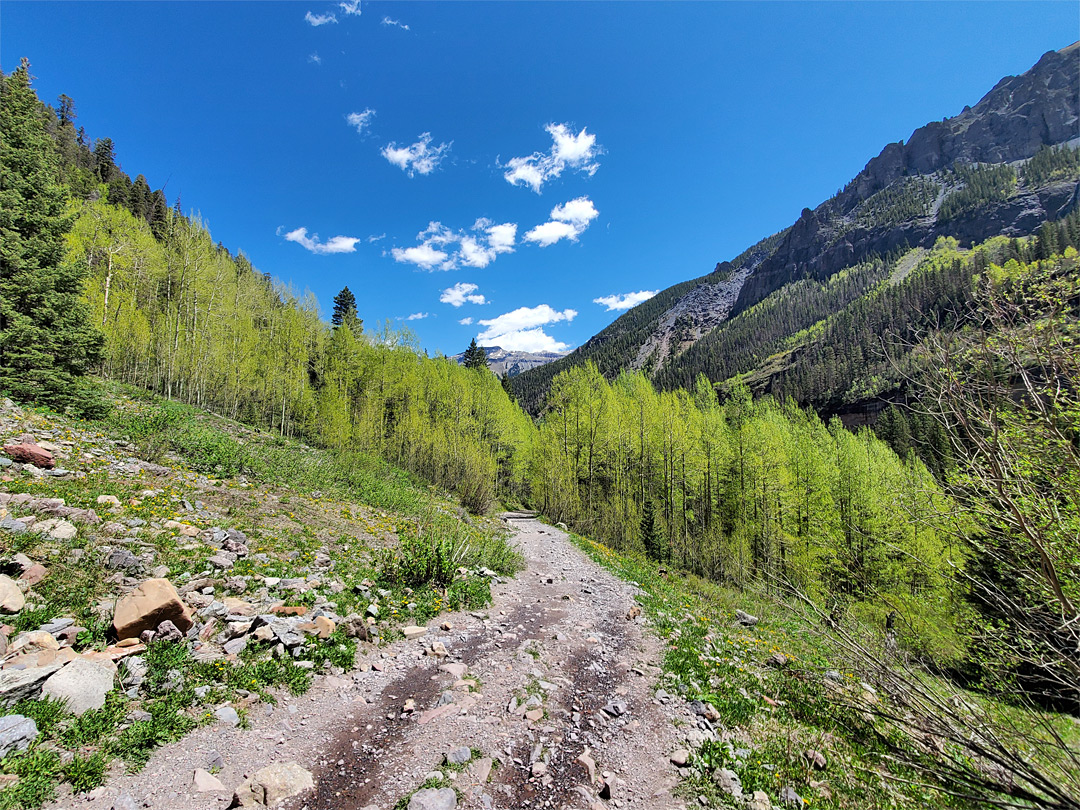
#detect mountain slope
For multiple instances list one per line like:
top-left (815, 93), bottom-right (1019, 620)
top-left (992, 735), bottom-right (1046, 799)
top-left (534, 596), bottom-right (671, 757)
top-left (449, 345), bottom-right (566, 378)
top-left (514, 42), bottom-right (1080, 414)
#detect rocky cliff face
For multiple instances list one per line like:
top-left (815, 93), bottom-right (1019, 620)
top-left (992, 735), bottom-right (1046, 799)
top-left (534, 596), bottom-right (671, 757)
top-left (734, 43), bottom-right (1079, 315)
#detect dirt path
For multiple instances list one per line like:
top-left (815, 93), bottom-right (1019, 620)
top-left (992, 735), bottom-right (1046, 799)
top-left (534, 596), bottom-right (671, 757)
top-left (54, 516), bottom-right (688, 810)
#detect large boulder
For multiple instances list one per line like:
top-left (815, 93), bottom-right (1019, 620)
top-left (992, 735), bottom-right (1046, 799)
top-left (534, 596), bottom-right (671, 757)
top-left (2, 443), bottom-right (55, 469)
top-left (233, 761), bottom-right (314, 807)
top-left (113, 578), bottom-right (193, 640)
top-left (41, 658), bottom-right (116, 715)
top-left (0, 574), bottom-right (24, 613)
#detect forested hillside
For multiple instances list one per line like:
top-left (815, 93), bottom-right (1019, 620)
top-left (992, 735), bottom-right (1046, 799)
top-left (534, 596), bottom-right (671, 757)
top-left (513, 43), bottom-right (1080, 416)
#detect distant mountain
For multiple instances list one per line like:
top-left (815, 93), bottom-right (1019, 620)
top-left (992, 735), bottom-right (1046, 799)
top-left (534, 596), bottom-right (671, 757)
top-left (513, 43), bottom-right (1080, 414)
top-left (451, 345), bottom-right (566, 377)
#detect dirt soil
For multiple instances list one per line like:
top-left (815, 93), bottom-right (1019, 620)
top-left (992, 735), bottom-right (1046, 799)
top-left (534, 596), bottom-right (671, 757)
top-left (49, 515), bottom-right (691, 810)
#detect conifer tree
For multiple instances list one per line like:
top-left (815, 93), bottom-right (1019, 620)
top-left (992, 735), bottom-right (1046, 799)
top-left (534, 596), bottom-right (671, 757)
top-left (331, 286), bottom-right (361, 333)
top-left (0, 60), bottom-right (104, 414)
top-left (462, 338), bottom-right (488, 370)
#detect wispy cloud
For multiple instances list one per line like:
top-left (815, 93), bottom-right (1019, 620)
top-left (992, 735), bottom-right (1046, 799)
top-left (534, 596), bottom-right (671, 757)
top-left (392, 218), bottom-right (516, 271)
top-left (440, 282), bottom-right (487, 307)
top-left (305, 10), bottom-right (337, 26)
top-left (404, 311), bottom-right (429, 321)
top-left (346, 109), bottom-right (375, 135)
top-left (280, 226), bottom-right (359, 255)
top-left (381, 133), bottom-right (451, 177)
top-left (593, 290), bottom-right (658, 311)
top-left (459, 317), bottom-right (474, 325)
top-left (476, 304), bottom-right (576, 353)
top-left (308, 53), bottom-right (322, 65)
top-left (524, 196), bottom-right (598, 247)
top-left (381, 16), bottom-right (409, 30)
top-left (339, 0), bottom-right (361, 15)
top-left (503, 123), bottom-right (601, 193)
top-left (367, 233), bottom-right (386, 243)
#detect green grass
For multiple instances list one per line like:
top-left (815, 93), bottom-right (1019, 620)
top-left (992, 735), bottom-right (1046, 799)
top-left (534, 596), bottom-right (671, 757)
top-left (563, 532), bottom-right (1001, 810)
top-left (1, 385), bottom-right (527, 808)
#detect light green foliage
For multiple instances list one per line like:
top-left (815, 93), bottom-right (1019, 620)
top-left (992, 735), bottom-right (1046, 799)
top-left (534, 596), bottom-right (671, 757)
top-left (532, 364), bottom-right (968, 662)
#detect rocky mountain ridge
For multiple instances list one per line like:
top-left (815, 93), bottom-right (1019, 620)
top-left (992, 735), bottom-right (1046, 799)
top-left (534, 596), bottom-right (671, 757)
top-left (513, 42), bottom-right (1080, 412)
top-left (451, 346), bottom-right (566, 378)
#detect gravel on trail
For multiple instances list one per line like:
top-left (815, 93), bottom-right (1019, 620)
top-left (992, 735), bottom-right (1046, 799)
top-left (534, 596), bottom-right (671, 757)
top-left (49, 515), bottom-right (693, 810)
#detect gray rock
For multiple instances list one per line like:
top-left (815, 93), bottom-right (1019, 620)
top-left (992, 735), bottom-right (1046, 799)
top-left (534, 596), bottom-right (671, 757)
top-left (445, 745), bottom-right (472, 765)
top-left (408, 787), bottom-right (457, 810)
top-left (110, 794), bottom-right (138, 810)
top-left (602, 699), bottom-right (627, 717)
top-left (207, 749), bottom-right (225, 770)
top-left (713, 768), bottom-right (742, 799)
top-left (0, 664), bottom-right (62, 707)
top-left (780, 786), bottom-right (804, 806)
top-left (38, 617), bottom-right (75, 635)
top-left (735, 609), bottom-right (759, 626)
top-left (224, 636), bottom-right (247, 656)
top-left (214, 706), bottom-right (240, 727)
top-left (42, 658), bottom-right (115, 715)
top-left (0, 714), bottom-right (38, 758)
top-left (105, 548), bottom-right (141, 570)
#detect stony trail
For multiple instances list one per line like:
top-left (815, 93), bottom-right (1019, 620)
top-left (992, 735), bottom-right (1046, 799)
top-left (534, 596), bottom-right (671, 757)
top-left (54, 515), bottom-right (691, 810)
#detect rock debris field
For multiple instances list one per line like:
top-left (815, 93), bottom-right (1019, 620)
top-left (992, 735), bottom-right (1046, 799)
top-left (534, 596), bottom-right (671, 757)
top-left (42, 515), bottom-right (695, 810)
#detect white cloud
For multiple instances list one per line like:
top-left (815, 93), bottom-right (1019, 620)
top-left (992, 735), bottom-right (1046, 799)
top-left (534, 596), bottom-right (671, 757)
top-left (308, 53), bottom-right (322, 65)
top-left (405, 312), bottom-right (429, 321)
top-left (305, 11), bottom-right (337, 26)
top-left (381, 133), bottom-right (451, 177)
top-left (593, 290), bottom-right (658, 311)
top-left (391, 243), bottom-right (449, 270)
top-left (281, 226), bottom-right (359, 255)
top-left (367, 233), bottom-right (386, 243)
top-left (339, 0), bottom-right (361, 15)
top-left (524, 196), bottom-right (599, 247)
top-left (382, 16), bottom-right (409, 29)
top-left (440, 282), bottom-right (487, 308)
top-left (475, 304), bottom-right (576, 353)
top-left (392, 219), bottom-right (516, 271)
top-left (346, 109), bottom-right (375, 135)
top-left (459, 317), bottom-right (474, 325)
top-left (503, 123), bottom-right (601, 193)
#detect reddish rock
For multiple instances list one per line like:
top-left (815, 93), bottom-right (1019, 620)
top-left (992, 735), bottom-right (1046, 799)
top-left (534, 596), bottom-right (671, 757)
top-left (19, 565), bottom-right (47, 587)
top-left (270, 605), bottom-right (307, 617)
top-left (2, 443), bottom-right (55, 469)
top-left (112, 578), bottom-right (193, 640)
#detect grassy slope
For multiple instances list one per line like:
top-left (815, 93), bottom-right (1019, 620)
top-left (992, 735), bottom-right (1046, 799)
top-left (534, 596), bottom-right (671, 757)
top-left (0, 383), bottom-right (521, 808)
top-left (565, 532), bottom-right (1078, 810)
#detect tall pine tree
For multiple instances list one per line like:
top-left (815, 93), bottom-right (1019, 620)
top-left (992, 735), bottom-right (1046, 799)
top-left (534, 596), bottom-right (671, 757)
top-left (462, 337), bottom-right (488, 370)
top-left (331, 286), bottom-right (362, 333)
top-left (0, 60), bottom-right (104, 415)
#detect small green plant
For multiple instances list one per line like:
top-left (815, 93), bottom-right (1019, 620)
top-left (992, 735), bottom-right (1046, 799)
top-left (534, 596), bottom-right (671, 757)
top-left (64, 752), bottom-right (108, 793)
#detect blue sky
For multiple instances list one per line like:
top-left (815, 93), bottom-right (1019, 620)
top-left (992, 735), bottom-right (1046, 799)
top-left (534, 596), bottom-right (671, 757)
top-left (4, 2), bottom-right (1076, 356)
